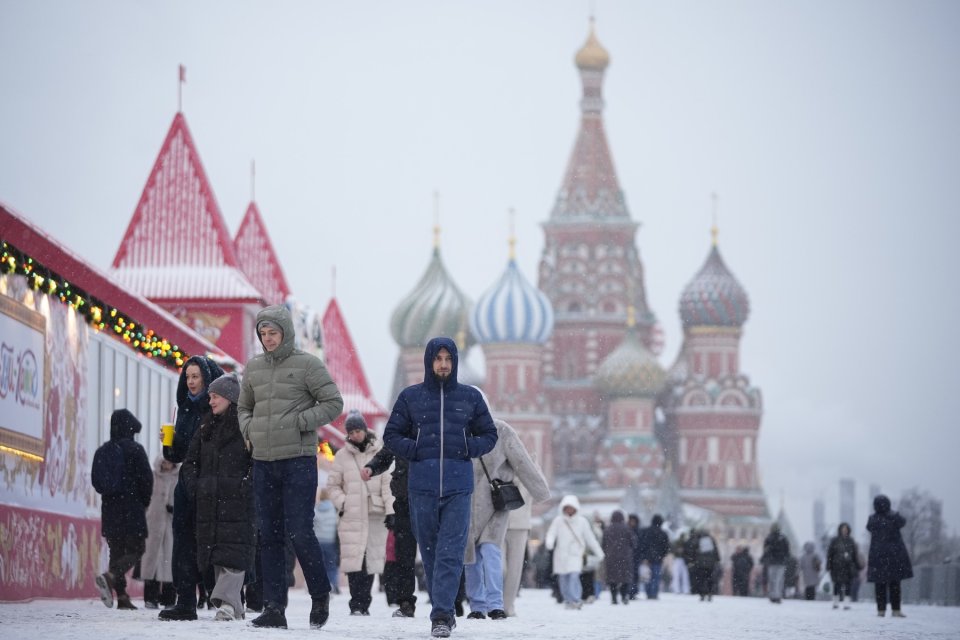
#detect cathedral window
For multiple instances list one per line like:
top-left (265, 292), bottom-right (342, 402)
top-left (708, 437), bottom-right (719, 464)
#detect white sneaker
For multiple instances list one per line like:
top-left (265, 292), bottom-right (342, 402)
top-left (215, 603), bottom-right (236, 621)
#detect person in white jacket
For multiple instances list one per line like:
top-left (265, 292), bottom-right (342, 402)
top-left (326, 411), bottom-right (394, 616)
top-left (544, 495), bottom-right (604, 609)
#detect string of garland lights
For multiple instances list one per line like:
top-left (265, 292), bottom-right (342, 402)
top-left (1, 240), bottom-right (187, 370)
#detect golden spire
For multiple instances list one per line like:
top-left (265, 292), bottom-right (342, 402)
top-left (626, 304), bottom-right (636, 329)
top-left (433, 190), bottom-right (441, 250)
top-left (508, 207), bottom-right (516, 261)
top-left (711, 192), bottom-right (719, 246)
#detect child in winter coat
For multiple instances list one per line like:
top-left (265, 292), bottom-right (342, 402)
top-left (180, 373), bottom-right (256, 622)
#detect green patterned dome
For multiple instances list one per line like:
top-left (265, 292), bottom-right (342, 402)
top-left (594, 327), bottom-right (666, 397)
top-left (390, 248), bottom-right (473, 349)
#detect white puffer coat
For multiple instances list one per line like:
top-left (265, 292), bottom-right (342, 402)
top-left (326, 434), bottom-right (394, 574)
top-left (140, 455), bottom-right (179, 582)
top-left (544, 494), bottom-right (604, 575)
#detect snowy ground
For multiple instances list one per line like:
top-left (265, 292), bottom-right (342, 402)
top-left (1, 587), bottom-right (957, 640)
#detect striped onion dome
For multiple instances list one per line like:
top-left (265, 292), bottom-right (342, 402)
top-left (471, 259), bottom-right (554, 344)
top-left (390, 248), bottom-right (473, 349)
top-left (594, 327), bottom-right (666, 398)
top-left (679, 244), bottom-right (750, 328)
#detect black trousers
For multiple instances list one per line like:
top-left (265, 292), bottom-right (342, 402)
top-left (144, 579), bottom-right (177, 606)
top-left (106, 535), bottom-right (146, 595)
top-left (171, 485), bottom-right (202, 609)
top-left (383, 517), bottom-right (418, 608)
top-left (875, 581), bottom-right (902, 612)
top-left (347, 556), bottom-right (374, 613)
top-left (833, 579), bottom-right (852, 601)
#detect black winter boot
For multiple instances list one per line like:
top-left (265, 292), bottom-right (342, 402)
top-left (158, 604), bottom-right (198, 621)
top-left (251, 605), bottom-right (287, 629)
top-left (309, 594), bottom-right (329, 629)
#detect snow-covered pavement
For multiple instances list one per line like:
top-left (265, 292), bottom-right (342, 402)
top-left (1, 587), bottom-right (957, 640)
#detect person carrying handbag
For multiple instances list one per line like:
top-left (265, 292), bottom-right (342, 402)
top-left (544, 494), bottom-right (604, 609)
top-left (464, 417), bottom-right (550, 619)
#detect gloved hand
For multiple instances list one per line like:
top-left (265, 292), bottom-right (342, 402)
top-left (384, 514), bottom-right (396, 530)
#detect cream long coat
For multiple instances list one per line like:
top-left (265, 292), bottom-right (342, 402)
top-left (545, 494), bottom-right (605, 575)
top-left (465, 419), bottom-right (551, 565)
top-left (326, 434), bottom-right (394, 574)
top-left (140, 455), bottom-right (179, 582)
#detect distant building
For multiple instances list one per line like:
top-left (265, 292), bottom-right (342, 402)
top-left (840, 478), bottom-right (856, 530)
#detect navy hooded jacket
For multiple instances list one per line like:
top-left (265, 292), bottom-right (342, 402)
top-left (383, 337), bottom-right (497, 497)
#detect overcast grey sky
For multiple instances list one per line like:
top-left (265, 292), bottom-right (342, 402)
top-left (2, 0), bottom-right (958, 542)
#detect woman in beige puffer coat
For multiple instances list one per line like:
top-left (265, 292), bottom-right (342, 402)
top-left (326, 412), bottom-right (394, 615)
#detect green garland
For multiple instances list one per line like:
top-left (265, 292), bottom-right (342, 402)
top-left (1, 240), bottom-right (188, 370)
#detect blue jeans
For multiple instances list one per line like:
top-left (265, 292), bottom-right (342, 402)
top-left (254, 457), bottom-right (331, 609)
top-left (319, 541), bottom-right (339, 592)
top-left (464, 542), bottom-right (503, 613)
top-left (645, 561), bottom-right (663, 599)
top-left (409, 490), bottom-right (471, 622)
top-left (557, 572), bottom-right (582, 605)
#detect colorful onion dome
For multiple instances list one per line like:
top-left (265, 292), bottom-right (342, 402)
top-left (390, 248), bottom-right (473, 349)
top-left (575, 19), bottom-right (610, 71)
top-left (679, 244), bottom-right (750, 328)
top-left (471, 258), bottom-right (554, 344)
top-left (594, 326), bottom-right (666, 397)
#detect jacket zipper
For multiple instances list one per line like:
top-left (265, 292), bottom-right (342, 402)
top-left (439, 383), bottom-right (444, 498)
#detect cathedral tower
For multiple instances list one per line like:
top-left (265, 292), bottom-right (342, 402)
top-left (538, 20), bottom-right (658, 478)
top-left (660, 228), bottom-right (767, 517)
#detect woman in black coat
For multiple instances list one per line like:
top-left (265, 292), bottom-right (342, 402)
top-left (826, 522), bottom-right (860, 609)
top-left (159, 355), bottom-right (224, 620)
top-left (866, 494), bottom-right (912, 617)
top-left (181, 373), bottom-right (256, 622)
top-left (602, 510), bottom-right (637, 604)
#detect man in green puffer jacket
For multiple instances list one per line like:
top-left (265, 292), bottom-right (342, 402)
top-left (238, 304), bottom-right (343, 631)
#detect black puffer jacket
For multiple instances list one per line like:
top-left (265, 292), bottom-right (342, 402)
top-left (98, 409), bottom-right (153, 540)
top-left (180, 404), bottom-right (256, 572)
top-left (827, 523), bottom-right (861, 585)
top-left (383, 337), bottom-right (497, 496)
top-left (867, 495), bottom-right (913, 583)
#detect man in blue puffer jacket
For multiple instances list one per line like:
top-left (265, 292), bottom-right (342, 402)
top-left (383, 337), bottom-right (497, 639)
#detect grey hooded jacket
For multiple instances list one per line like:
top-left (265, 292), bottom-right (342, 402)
top-left (238, 304), bottom-right (344, 461)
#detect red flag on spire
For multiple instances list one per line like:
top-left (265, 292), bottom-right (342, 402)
top-left (179, 64), bottom-right (186, 84)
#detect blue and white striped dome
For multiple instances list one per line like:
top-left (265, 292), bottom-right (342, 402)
top-left (471, 259), bottom-right (554, 344)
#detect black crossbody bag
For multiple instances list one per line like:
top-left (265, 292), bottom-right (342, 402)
top-left (479, 457), bottom-right (525, 511)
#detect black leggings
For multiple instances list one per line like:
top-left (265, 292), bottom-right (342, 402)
top-left (833, 580), bottom-right (851, 601)
top-left (874, 581), bottom-right (901, 612)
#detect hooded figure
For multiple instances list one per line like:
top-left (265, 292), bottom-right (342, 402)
top-left (601, 510), bottom-right (636, 603)
top-left (158, 355), bottom-right (224, 621)
top-left (798, 541), bottom-right (821, 599)
top-left (237, 304), bottom-right (344, 631)
top-left (827, 523), bottom-right (860, 607)
top-left (866, 495), bottom-right (913, 584)
top-left (383, 337), bottom-right (498, 496)
top-left (545, 495), bottom-right (605, 576)
top-left (238, 304), bottom-right (344, 461)
top-left (93, 409), bottom-right (153, 610)
top-left (382, 336), bottom-right (498, 634)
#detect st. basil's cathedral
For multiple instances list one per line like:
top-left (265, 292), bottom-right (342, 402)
top-left (389, 22), bottom-right (774, 555)
top-left (0, 19), bottom-right (781, 602)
